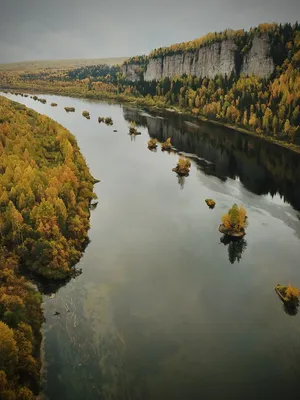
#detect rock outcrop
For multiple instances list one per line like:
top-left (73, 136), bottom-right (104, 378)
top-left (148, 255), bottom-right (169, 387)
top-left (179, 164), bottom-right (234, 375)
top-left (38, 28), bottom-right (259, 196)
top-left (241, 34), bottom-right (274, 78)
top-left (122, 63), bottom-right (141, 81)
top-left (144, 39), bottom-right (236, 81)
top-left (122, 34), bottom-right (274, 82)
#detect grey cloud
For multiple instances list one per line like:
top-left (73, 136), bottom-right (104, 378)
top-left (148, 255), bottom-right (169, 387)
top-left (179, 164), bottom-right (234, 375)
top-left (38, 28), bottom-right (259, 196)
top-left (0, 0), bottom-right (299, 63)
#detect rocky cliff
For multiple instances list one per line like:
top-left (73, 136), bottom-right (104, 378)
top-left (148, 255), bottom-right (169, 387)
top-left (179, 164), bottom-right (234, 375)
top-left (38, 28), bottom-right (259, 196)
top-left (122, 33), bottom-right (274, 82)
top-left (240, 35), bottom-right (274, 77)
top-left (122, 63), bottom-right (142, 82)
top-left (144, 38), bottom-right (237, 81)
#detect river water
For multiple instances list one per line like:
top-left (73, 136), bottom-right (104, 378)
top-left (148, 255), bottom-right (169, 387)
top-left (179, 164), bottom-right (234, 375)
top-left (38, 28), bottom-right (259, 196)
top-left (2, 92), bottom-right (300, 400)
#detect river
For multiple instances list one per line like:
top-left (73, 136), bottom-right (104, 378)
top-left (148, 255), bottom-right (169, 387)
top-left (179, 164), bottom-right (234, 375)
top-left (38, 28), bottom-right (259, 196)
top-left (2, 92), bottom-right (300, 400)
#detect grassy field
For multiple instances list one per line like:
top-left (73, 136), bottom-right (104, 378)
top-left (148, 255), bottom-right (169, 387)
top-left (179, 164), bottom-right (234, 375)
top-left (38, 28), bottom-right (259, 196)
top-left (0, 56), bottom-right (128, 71)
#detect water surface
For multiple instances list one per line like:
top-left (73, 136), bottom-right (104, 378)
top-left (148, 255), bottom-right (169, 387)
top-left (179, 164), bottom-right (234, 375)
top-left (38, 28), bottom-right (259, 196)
top-left (2, 92), bottom-right (300, 400)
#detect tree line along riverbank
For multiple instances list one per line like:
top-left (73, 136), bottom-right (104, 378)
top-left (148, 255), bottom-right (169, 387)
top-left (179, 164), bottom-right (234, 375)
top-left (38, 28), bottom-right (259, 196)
top-left (0, 95), bottom-right (97, 398)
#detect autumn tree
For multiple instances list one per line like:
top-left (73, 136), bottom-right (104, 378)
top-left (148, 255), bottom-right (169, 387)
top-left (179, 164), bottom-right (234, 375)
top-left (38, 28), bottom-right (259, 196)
top-left (221, 204), bottom-right (248, 234)
top-left (0, 322), bottom-right (18, 376)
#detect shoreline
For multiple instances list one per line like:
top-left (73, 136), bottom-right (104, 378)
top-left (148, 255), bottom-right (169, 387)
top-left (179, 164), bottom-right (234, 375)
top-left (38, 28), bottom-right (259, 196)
top-left (2, 85), bottom-right (300, 155)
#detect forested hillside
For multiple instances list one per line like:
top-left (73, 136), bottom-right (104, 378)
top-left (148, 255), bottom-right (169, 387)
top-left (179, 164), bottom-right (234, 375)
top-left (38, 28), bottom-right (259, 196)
top-left (0, 96), bottom-right (96, 398)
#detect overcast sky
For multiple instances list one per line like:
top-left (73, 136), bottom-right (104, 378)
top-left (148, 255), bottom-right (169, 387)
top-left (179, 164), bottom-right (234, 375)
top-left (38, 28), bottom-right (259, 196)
top-left (0, 0), bottom-right (299, 63)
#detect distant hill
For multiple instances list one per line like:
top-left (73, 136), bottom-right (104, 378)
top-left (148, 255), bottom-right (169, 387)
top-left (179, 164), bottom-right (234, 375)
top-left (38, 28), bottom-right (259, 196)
top-left (0, 57), bottom-right (128, 71)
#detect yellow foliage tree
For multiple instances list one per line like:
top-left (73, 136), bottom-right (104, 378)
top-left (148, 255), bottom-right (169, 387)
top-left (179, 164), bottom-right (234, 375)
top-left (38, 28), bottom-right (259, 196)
top-left (0, 321), bottom-right (18, 376)
top-left (285, 285), bottom-right (300, 301)
top-left (221, 204), bottom-right (248, 233)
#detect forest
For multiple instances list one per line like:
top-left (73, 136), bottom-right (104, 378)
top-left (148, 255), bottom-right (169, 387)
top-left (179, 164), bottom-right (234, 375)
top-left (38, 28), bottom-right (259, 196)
top-left (0, 23), bottom-right (299, 147)
top-left (0, 96), bottom-right (96, 399)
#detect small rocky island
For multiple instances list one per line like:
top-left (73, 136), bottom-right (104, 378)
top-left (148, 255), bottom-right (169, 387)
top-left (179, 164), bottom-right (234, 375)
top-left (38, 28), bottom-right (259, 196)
top-left (205, 199), bottom-right (216, 209)
top-left (64, 106), bottom-right (75, 112)
top-left (161, 138), bottom-right (172, 151)
top-left (98, 116), bottom-right (113, 125)
top-left (219, 204), bottom-right (247, 238)
top-left (148, 138), bottom-right (158, 150)
top-left (82, 110), bottom-right (90, 119)
top-left (275, 284), bottom-right (300, 308)
top-left (129, 121), bottom-right (140, 135)
top-left (51, 102), bottom-right (58, 107)
top-left (172, 157), bottom-right (191, 176)
top-left (105, 117), bottom-right (113, 125)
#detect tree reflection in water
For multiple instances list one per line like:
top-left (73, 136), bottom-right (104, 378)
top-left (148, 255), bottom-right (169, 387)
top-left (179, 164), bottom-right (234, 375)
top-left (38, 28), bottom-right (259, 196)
top-left (177, 174), bottom-right (185, 190)
top-left (123, 106), bottom-right (300, 212)
top-left (220, 235), bottom-right (247, 264)
top-left (283, 303), bottom-right (299, 316)
top-left (148, 147), bottom-right (157, 153)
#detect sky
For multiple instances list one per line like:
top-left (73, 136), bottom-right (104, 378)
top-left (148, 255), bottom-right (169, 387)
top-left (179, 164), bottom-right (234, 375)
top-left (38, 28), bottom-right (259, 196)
top-left (0, 0), bottom-right (299, 63)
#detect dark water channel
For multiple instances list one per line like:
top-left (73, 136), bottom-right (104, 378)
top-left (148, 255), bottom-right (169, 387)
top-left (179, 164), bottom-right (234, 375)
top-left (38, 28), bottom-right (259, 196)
top-left (2, 92), bottom-right (300, 400)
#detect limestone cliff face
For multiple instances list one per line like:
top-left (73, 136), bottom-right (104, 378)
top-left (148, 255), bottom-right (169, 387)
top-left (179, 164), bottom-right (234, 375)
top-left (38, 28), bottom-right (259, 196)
top-left (121, 63), bottom-right (141, 81)
top-left (241, 34), bottom-right (274, 78)
top-left (123, 34), bottom-right (274, 82)
top-left (144, 39), bottom-right (236, 81)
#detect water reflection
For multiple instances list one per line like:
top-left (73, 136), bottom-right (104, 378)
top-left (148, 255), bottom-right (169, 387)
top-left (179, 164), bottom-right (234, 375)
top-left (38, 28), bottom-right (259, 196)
top-left (220, 235), bottom-right (248, 264)
top-left (177, 174), bottom-right (185, 190)
top-left (123, 107), bottom-right (300, 211)
top-left (148, 147), bottom-right (157, 153)
top-left (283, 303), bottom-right (299, 316)
top-left (21, 267), bottom-right (83, 296)
top-left (43, 285), bottom-right (104, 399)
top-left (19, 235), bottom-right (90, 296)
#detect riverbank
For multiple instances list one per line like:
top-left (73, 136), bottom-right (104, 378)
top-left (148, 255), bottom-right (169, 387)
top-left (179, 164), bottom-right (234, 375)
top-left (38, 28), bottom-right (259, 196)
top-left (0, 95), bottom-right (97, 398)
top-left (2, 84), bottom-right (300, 155)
